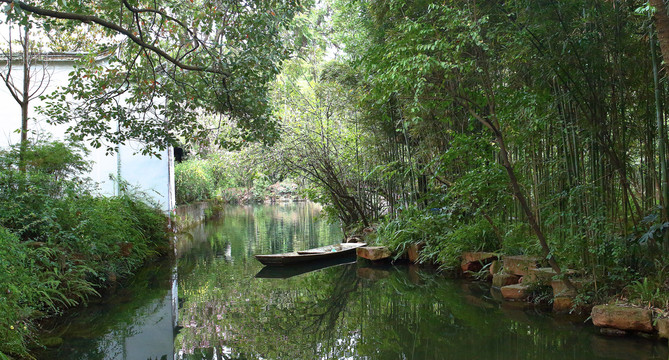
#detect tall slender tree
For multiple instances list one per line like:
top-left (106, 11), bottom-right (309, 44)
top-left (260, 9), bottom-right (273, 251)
top-left (0, 25), bottom-right (51, 170)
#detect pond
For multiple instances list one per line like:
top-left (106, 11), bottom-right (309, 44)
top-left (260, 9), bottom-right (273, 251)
top-left (36, 202), bottom-right (669, 360)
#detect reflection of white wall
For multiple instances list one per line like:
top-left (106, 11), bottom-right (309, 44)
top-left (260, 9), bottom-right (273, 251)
top-left (97, 291), bottom-right (176, 360)
top-left (0, 56), bottom-right (174, 212)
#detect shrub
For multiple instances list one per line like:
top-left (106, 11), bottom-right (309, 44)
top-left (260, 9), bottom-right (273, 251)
top-left (175, 159), bottom-right (216, 204)
top-left (175, 154), bottom-right (292, 204)
top-left (0, 227), bottom-right (39, 358)
top-left (376, 206), bottom-right (501, 268)
top-left (251, 173), bottom-right (273, 199)
top-left (55, 194), bottom-right (169, 280)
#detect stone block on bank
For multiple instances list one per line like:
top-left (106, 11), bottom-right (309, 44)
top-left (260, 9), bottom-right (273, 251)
top-left (502, 255), bottom-right (542, 276)
top-left (462, 252), bottom-right (498, 263)
top-left (550, 278), bottom-right (585, 297)
top-left (357, 246), bottom-right (392, 261)
top-left (408, 243), bottom-right (424, 263)
top-left (492, 273), bottom-right (520, 288)
top-left (460, 252), bottom-right (498, 273)
top-left (656, 317), bottom-right (669, 339)
top-left (500, 284), bottom-right (530, 300)
top-left (591, 305), bottom-right (653, 333)
top-left (525, 267), bottom-right (556, 284)
top-left (489, 260), bottom-right (502, 275)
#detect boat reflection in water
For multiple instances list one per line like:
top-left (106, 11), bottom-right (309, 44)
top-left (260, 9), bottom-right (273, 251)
top-left (255, 257), bottom-right (357, 279)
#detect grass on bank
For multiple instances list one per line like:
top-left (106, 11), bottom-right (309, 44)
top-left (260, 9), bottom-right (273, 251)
top-left (0, 141), bottom-right (171, 359)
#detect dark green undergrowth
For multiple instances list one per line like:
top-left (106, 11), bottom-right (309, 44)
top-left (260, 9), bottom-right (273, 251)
top-left (0, 141), bottom-right (170, 359)
top-left (376, 205), bottom-right (502, 268)
top-left (375, 203), bottom-right (669, 308)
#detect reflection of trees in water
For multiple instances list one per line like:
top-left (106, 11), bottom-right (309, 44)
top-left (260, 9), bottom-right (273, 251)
top-left (176, 204), bottom-right (666, 360)
top-left (175, 202), bottom-right (346, 357)
top-left (178, 203), bottom-right (341, 267)
top-left (177, 258), bottom-right (669, 360)
top-left (302, 264), bottom-right (359, 337)
top-left (349, 271), bottom-right (669, 360)
top-left (261, 263), bottom-right (360, 346)
top-left (176, 262), bottom-right (360, 360)
top-left (298, 264), bottom-right (362, 359)
top-left (353, 273), bottom-right (470, 359)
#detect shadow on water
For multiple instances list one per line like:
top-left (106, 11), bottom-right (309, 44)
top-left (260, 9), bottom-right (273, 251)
top-left (35, 203), bottom-right (669, 360)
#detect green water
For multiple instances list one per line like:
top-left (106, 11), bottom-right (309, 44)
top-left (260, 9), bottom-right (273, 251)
top-left (37, 203), bottom-right (668, 359)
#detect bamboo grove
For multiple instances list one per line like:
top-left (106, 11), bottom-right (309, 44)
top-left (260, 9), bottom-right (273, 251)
top-left (254, 0), bottom-right (669, 302)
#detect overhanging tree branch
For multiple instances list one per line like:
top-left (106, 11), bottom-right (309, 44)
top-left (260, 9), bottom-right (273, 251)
top-left (2, 0), bottom-right (229, 76)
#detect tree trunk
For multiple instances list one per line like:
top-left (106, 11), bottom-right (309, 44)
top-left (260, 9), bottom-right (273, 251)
top-left (651, 0), bottom-right (669, 73)
top-left (650, 19), bottom-right (669, 253)
top-left (465, 107), bottom-right (574, 289)
top-left (18, 27), bottom-right (30, 173)
top-left (493, 127), bottom-right (564, 275)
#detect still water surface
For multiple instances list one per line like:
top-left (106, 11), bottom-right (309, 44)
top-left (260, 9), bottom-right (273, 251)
top-left (38, 203), bottom-right (668, 359)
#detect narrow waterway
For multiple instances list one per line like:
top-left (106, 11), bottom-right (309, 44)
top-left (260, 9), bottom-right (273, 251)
top-left (37, 203), bottom-right (668, 359)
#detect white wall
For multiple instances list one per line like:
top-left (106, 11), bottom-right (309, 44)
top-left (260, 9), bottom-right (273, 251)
top-left (0, 59), bottom-right (174, 212)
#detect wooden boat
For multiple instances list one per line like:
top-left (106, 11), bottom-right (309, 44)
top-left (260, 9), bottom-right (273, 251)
top-left (255, 257), bottom-right (356, 279)
top-left (254, 242), bottom-right (366, 266)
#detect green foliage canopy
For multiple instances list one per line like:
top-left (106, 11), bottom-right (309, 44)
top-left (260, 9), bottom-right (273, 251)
top-left (1, 0), bottom-right (312, 155)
